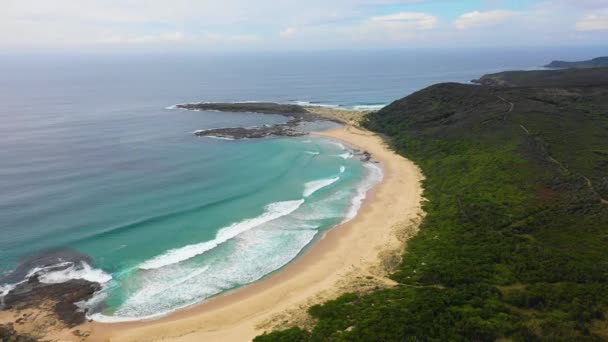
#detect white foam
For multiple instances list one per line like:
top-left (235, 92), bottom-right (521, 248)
top-left (165, 105), bottom-right (178, 110)
top-left (92, 222), bottom-right (319, 322)
top-left (0, 283), bottom-right (16, 298)
top-left (305, 151), bottom-right (320, 155)
top-left (0, 282), bottom-right (17, 308)
top-left (303, 177), bottom-right (340, 198)
top-left (23, 261), bottom-right (73, 279)
top-left (291, 100), bottom-right (387, 111)
top-left (191, 129), bottom-right (237, 140)
top-left (325, 140), bottom-right (346, 150)
top-left (205, 135), bottom-right (236, 141)
top-left (343, 163), bottom-right (383, 223)
top-left (291, 100), bottom-right (340, 109)
top-left (139, 199), bottom-right (306, 270)
top-left (340, 166), bottom-right (346, 173)
top-left (352, 104), bottom-right (387, 110)
top-left (89, 265), bottom-right (213, 322)
top-left (37, 262), bottom-right (112, 284)
top-left (338, 152), bottom-right (352, 159)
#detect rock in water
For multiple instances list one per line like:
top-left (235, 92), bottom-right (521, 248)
top-left (3, 276), bottom-right (101, 327)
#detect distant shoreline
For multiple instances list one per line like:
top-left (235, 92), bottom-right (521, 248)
top-left (84, 123), bottom-right (424, 341)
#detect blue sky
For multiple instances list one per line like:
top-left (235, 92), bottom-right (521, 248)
top-left (1, 0), bottom-right (607, 50)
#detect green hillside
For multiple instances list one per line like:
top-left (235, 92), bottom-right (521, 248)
top-left (545, 57), bottom-right (608, 69)
top-left (256, 69), bottom-right (608, 341)
top-left (473, 67), bottom-right (608, 88)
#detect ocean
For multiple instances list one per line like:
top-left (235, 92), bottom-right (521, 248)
top-left (0, 47), bottom-right (603, 321)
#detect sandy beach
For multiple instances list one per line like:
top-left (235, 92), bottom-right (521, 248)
top-left (76, 124), bottom-right (424, 342)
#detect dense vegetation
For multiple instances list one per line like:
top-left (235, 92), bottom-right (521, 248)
top-left (256, 69), bottom-right (608, 341)
top-left (545, 57), bottom-right (608, 69)
top-left (473, 67), bottom-right (608, 88)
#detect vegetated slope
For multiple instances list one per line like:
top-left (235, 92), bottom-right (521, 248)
top-left (256, 70), bottom-right (608, 341)
top-left (473, 67), bottom-right (608, 88)
top-left (545, 57), bottom-right (608, 69)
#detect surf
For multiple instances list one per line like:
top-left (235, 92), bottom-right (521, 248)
top-left (343, 163), bottom-right (383, 223)
top-left (303, 177), bottom-right (340, 197)
top-left (139, 199), bottom-right (305, 270)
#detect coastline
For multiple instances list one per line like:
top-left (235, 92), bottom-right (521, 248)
top-left (84, 124), bottom-right (424, 341)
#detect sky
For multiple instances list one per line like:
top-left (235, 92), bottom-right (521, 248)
top-left (1, 0), bottom-right (607, 51)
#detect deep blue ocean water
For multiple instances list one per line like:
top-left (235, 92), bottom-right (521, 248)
top-left (0, 47), bottom-right (604, 320)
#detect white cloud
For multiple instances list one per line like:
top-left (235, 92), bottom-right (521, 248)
top-left (359, 12), bottom-right (437, 41)
top-left (0, 0), bottom-right (605, 49)
top-left (366, 12), bottom-right (437, 31)
top-left (201, 32), bottom-right (261, 44)
top-left (279, 27), bottom-right (298, 38)
top-left (102, 32), bottom-right (190, 44)
top-left (543, 0), bottom-right (608, 10)
top-left (454, 10), bottom-right (518, 30)
top-left (576, 11), bottom-right (608, 31)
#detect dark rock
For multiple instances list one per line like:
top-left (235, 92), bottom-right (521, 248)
top-left (353, 150), bottom-right (373, 162)
top-left (176, 102), bottom-right (316, 119)
top-left (3, 277), bottom-right (101, 327)
top-left (177, 102), bottom-right (328, 140)
top-left (0, 249), bottom-right (93, 286)
top-left (0, 323), bottom-right (37, 342)
top-left (194, 117), bottom-right (308, 139)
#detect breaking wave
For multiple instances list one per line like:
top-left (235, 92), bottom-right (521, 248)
top-left (139, 200), bottom-right (305, 270)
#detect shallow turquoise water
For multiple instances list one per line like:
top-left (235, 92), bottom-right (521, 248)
top-left (84, 135), bottom-right (376, 320)
top-left (0, 103), bottom-right (376, 320)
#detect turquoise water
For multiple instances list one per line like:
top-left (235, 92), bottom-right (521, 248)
top-left (1, 47), bottom-right (603, 320)
top-left (0, 94), bottom-right (378, 320)
top-left (0, 99), bottom-right (377, 320)
top-left (86, 135), bottom-right (377, 320)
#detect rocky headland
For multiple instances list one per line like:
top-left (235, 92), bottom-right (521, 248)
top-left (193, 117), bottom-right (308, 140)
top-left (0, 250), bottom-right (103, 340)
top-left (177, 102), bottom-right (325, 139)
top-left (544, 56), bottom-right (608, 69)
top-left (176, 102), bottom-right (314, 118)
top-left (472, 67), bottom-right (608, 88)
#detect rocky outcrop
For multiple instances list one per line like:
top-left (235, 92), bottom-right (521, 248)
top-left (0, 249), bottom-right (103, 329)
top-left (3, 276), bottom-right (101, 327)
top-left (177, 102), bottom-right (327, 139)
top-left (0, 323), bottom-right (37, 342)
top-left (194, 116), bottom-right (308, 139)
top-left (176, 102), bottom-right (315, 119)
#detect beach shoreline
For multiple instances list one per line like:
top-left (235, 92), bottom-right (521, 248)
top-left (80, 124), bottom-right (424, 341)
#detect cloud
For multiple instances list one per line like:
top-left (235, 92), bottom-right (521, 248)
top-left (367, 12), bottom-right (437, 31)
top-left (279, 27), bottom-right (298, 38)
top-left (543, 0), bottom-right (608, 10)
top-left (454, 10), bottom-right (518, 30)
top-left (201, 32), bottom-right (261, 44)
top-left (99, 31), bottom-right (260, 46)
top-left (359, 12), bottom-right (437, 41)
top-left (576, 11), bottom-right (608, 31)
top-left (102, 32), bottom-right (190, 44)
top-left (0, 0), bottom-right (605, 49)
